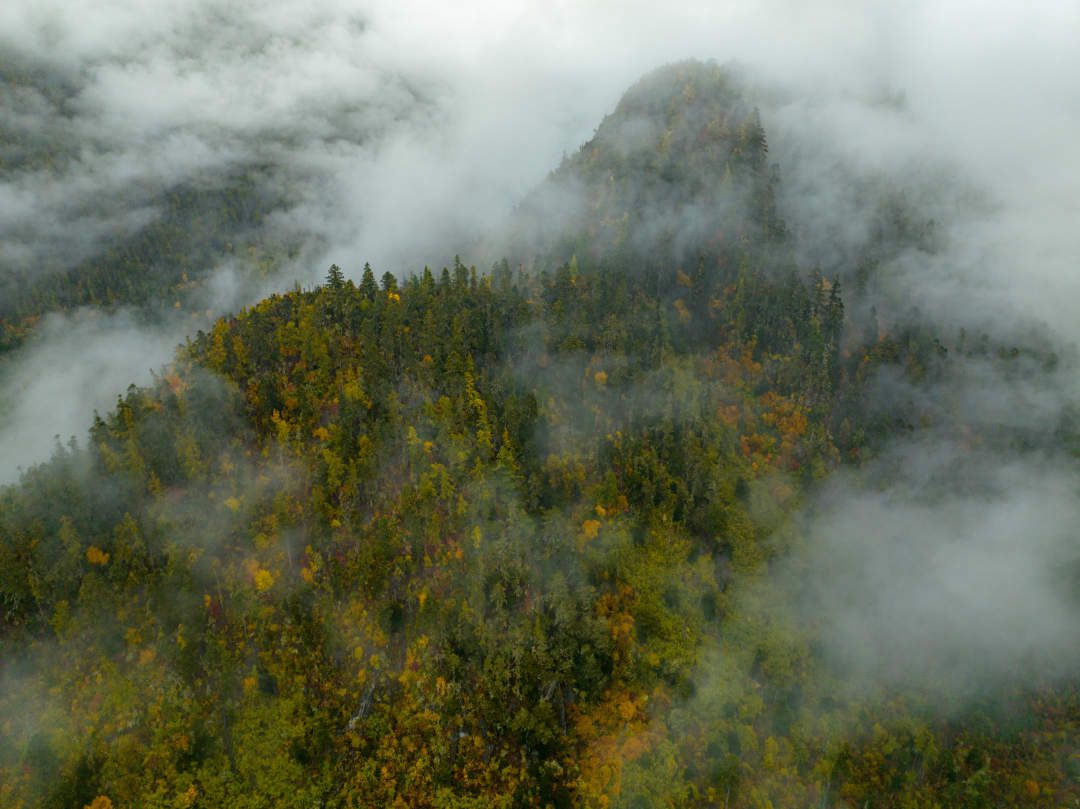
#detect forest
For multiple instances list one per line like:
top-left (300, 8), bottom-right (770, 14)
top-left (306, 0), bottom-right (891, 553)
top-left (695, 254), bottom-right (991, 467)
top-left (1, 61), bottom-right (1078, 808)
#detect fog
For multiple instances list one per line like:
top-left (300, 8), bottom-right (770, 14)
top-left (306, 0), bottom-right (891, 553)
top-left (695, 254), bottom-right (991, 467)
top-left (2, 0), bottom-right (1079, 696)
top-left (773, 444), bottom-right (1080, 698)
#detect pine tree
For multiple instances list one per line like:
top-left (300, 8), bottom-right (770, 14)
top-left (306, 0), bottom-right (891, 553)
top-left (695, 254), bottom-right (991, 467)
top-left (360, 263), bottom-right (377, 301)
top-left (326, 264), bottom-right (345, 290)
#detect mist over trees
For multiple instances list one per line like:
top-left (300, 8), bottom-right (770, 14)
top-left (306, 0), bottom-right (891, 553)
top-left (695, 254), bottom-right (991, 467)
top-left (2, 55), bottom-right (1079, 807)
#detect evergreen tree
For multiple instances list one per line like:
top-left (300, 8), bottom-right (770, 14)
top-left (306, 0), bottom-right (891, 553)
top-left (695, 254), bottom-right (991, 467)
top-left (326, 263), bottom-right (345, 290)
top-left (360, 262), bottom-right (378, 301)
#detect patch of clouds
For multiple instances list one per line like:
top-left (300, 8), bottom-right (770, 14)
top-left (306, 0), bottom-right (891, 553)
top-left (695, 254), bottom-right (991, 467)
top-left (0, 309), bottom-right (179, 483)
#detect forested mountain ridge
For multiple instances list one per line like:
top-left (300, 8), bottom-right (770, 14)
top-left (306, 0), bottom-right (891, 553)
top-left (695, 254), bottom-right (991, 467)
top-left (503, 62), bottom-right (785, 273)
top-left (0, 165), bottom-right (288, 331)
top-left (1, 61), bottom-right (1077, 808)
top-left (0, 53), bottom-right (299, 358)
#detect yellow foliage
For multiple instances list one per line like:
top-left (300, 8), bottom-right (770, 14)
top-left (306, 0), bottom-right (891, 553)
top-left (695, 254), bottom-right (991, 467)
top-left (253, 567), bottom-right (275, 592)
top-left (718, 403), bottom-right (740, 427)
top-left (50, 599), bottom-right (71, 635)
top-left (84, 798), bottom-right (113, 809)
top-left (572, 688), bottom-right (661, 808)
top-left (673, 298), bottom-right (691, 323)
top-left (594, 370), bottom-right (608, 386)
top-left (271, 409), bottom-right (291, 443)
top-left (581, 519), bottom-right (602, 540)
top-left (223, 496), bottom-right (242, 513)
top-left (341, 371), bottom-right (368, 404)
top-left (86, 545), bottom-right (110, 566)
top-left (177, 784), bottom-right (198, 808)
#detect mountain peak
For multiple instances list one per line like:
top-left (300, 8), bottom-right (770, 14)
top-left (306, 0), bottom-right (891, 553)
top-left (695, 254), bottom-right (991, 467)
top-left (505, 60), bottom-right (783, 271)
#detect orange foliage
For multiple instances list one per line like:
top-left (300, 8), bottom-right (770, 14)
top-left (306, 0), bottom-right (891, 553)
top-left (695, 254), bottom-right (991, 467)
top-left (571, 688), bottom-right (665, 808)
top-left (85, 546), bottom-right (110, 566)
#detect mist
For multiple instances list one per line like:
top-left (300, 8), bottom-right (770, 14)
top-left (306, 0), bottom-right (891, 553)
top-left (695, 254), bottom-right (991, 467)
top-left (0, 308), bottom-right (179, 479)
top-left (2, 0), bottom-right (1080, 704)
top-left (775, 444), bottom-right (1080, 697)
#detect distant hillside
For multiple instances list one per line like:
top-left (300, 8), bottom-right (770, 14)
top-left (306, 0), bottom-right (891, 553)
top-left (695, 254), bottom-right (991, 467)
top-left (0, 52), bottom-right (317, 356)
top-left (0, 164), bottom-right (289, 316)
top-left (0, 56), bottom-right (295, 353)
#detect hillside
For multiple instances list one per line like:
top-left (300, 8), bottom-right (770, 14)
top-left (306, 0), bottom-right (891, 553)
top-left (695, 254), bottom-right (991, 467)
top-left (502, 63), bottom-right (784, 272)
top-left (0, 52), bottom-right (310, 357)
top-left (1, 61), bottom-right (1077, 809)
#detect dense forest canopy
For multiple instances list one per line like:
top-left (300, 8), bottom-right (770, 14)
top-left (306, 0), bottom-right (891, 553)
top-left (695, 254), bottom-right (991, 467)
top-left (1, 60), bottom-right (1078, 808)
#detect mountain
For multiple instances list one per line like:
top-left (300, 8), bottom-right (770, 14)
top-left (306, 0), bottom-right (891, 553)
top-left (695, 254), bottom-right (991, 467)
top-left (1, 61), bottom-right (1077, 809)
top-left (501, 61), bottom-right (784, 272)
top-left (0, 55), bottom-right (284, 353)
top-left (0, 43), bottom-right (431, 359)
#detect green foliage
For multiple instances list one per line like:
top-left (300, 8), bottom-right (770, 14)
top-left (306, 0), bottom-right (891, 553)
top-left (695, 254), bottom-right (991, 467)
top-left (1, 59), bottom-right (1076, 809)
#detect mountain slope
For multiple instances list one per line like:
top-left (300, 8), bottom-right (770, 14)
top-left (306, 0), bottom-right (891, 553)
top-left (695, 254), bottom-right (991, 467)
top-left (1, 62), bottom-right (1077, 809)
top-left (503, 61), bottom-right (785, 273)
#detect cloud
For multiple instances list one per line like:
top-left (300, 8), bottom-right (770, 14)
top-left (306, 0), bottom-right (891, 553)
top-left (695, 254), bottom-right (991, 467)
top-left (776, 442), bottom-right (1080, 694)
top-left (0, 309), bottom-right (180, 483)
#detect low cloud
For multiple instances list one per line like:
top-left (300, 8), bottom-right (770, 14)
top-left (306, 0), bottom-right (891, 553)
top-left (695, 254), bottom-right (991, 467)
top-left (0, 310), bottom-right (180, 483)
top-left (778, 442), bottom-right (1080, 695)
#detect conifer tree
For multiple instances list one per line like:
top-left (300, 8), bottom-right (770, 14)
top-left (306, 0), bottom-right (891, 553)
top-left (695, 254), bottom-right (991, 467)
top-left (360, 263), bottom-right (377, 301)
top-left (326, 263), bottom-right (345, 290)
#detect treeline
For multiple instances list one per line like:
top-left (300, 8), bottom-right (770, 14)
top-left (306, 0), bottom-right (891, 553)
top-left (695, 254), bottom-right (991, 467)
top-left (2, 247), bottom-right (1075, 808)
